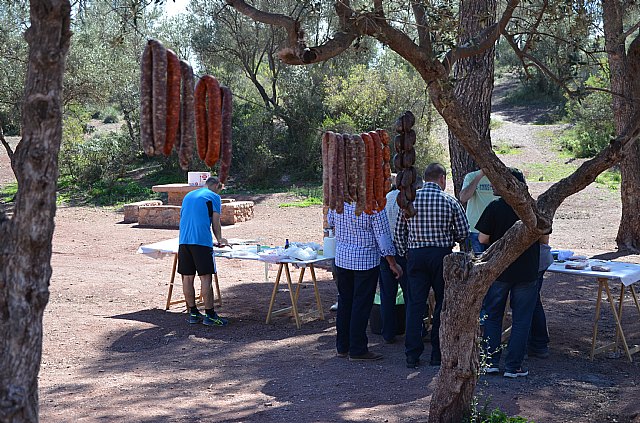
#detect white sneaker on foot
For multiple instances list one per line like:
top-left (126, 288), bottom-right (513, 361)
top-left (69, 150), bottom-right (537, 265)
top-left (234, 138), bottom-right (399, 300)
top-left (329, 301), bottom-right (338, 311)
top-left (504, 368), bottom-right (529, 378)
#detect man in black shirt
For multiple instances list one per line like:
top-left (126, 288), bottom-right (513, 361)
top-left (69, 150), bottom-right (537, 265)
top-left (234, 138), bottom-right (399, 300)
top-left (476, 168), bottom-right (539, 378)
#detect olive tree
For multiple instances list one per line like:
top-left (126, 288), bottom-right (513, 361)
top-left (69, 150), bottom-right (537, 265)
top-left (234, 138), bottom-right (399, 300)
top-left (223, 1), bottom-right (640, 421)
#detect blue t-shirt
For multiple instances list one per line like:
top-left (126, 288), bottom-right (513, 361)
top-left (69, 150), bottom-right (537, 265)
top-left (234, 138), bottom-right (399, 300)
top-left (179, 188), bottom-right (222, 247)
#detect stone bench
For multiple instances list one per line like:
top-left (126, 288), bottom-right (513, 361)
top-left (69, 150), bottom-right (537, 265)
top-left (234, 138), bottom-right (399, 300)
top-left (138, 205), bottom-right (181, 228)
top-left (221, 201), bottom-right (254, 225)
top-left (123, 200), bottom-right (163, 223)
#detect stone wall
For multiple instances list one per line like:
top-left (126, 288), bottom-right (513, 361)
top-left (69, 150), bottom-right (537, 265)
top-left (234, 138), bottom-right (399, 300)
top-left (138, 205), bottom-right (181, 228)
top-left (221, 201), bottom-right (254, 225)
top-left (123, 200), bottom-right (163, 223)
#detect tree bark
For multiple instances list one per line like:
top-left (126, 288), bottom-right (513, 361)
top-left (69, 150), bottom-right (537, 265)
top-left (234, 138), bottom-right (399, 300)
top-left (603, 0), bottom-right (640, 252)
top-left (0, 1), bottom-right (71, 422)
top-left (448, 0), bottom-right (497, 196)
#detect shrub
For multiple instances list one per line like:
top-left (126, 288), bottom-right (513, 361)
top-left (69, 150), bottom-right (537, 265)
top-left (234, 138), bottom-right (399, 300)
top-left (561, 73), bottom-right (614, 157)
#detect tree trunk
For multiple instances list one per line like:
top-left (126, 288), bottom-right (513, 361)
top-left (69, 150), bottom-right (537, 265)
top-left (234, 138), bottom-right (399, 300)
top-left (603, 0), bottom-right (640, 252)
top-left (447, 0), bottom-right (497, 195)
top-left (0, 1), bottom-right (71, 422)
top-left (428, 253), bottom-right (483, 422)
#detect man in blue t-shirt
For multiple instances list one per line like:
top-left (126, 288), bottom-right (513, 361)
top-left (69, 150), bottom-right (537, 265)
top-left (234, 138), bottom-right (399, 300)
top-left (178, 176), bottom-right (228, 327)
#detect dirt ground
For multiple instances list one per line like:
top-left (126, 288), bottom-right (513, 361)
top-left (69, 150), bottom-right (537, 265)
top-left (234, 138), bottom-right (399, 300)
top-left (2, 100), bottom-right (640, 422)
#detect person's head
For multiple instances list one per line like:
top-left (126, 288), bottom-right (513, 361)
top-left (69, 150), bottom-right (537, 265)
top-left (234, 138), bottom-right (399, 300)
top-left (205, 176), bottom-right (223, 193)
top-left (423, 163), bottom-right (447, 190)
top-left (491, 167), bottom-right (526, 196)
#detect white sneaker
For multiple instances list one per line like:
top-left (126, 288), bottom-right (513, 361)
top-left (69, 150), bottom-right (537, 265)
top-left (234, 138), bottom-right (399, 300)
top-left (485, 367), bottom-right (500, 374)
top-left (504, 368), bottom-right (529, 378)
top-left (329, 302), bottom-right (339, 311)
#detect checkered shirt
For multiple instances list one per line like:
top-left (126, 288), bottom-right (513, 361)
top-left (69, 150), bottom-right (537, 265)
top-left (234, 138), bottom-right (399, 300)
top-left (394, 182), bottom-right (469, 256)
top-left (327, 202), bottom-right (396, 270)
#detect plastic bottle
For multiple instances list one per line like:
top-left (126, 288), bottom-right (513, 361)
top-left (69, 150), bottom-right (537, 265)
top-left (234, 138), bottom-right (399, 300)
top-left (285, 239), bottom-right (290, 249)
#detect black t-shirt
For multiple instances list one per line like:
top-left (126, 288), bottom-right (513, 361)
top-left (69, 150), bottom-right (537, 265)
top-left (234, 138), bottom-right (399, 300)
top-left (475, 198), bottom-right (539, 283)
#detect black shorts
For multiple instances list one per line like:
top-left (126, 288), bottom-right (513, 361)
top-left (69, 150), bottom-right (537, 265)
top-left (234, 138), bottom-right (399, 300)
top-left (178, 244), bottom-right (215, 275)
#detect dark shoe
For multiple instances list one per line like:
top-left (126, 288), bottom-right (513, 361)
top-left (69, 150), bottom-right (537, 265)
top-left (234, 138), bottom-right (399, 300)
top-left (188, 311), bottom-right (205, 324)
top-left (504, 368), bottom-right (529, 378)
top-left (429, 359), bottom-right (441, 366)
top-left (406, 358), bottom-right (420, 369)
top-left (202, 313), bottom-right (229, 327)
top-left (336, 352), bottom-right (348, 358)
top-left (529, 350), bottom-right (550, 359)
top-left (384, 337), bottom-right (396, 344)
top-left (349, 352), bottom-right (383, 361)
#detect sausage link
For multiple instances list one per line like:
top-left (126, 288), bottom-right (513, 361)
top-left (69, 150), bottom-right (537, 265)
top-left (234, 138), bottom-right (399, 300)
top-left (150, 40), bottom-right (167, 156)
top-left (194, 78), bottom-right (208, 161)
top-left (335, 133), bottom-right (345, 214)
top-left (140, 41), bottom-right (154, 156)
top-left (327, 132), bottom-right (337, 210)
top-left (163, 49), bottom-right (181, 156)
top-left (354, 134), bottom-right (367, 216)
top-left (369, 131), bottom-right (384, 212)
top-left (203, 75), bottom-right (222, 168)
top-left (361, 132), bottom-right (375, 214)
top-left (344, 134), bottom-right (358, 203)
top-left (178, 60), bottom-right (195, 170)
top-left (322, 132), bottom-right (330, 207)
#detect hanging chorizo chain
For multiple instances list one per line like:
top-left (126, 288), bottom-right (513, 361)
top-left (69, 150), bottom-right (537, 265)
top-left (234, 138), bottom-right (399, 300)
top-left (140, 39), bottom-right (233, 177)
top-left (394, 111), bottom-right (418, 218)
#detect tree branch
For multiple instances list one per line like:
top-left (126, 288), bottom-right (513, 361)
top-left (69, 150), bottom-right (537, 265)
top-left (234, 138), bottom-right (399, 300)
top-left (411, 2), bottom-right (431, 51)
top-left (442, 0), bottom-right (520, 74)
top-left (0, 127), bottom-right (15, 170)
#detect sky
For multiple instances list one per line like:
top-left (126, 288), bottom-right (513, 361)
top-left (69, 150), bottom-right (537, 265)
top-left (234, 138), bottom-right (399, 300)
top-left (165, 0), bottom-right (189, 17)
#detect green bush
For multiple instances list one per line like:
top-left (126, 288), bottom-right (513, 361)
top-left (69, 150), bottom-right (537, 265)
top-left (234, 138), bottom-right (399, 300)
top-left (561, 74), bottom-right (614, 157)
top-left (101, 105), bottom-right (120, 124)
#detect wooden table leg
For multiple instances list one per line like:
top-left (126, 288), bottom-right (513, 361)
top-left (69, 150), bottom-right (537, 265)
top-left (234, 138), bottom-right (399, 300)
top-left (266, 263), bottom-right (284, 324)
top-left (165, 254), bottom-right (179, 310)
top-left (213, 272), bottom-right (222, 306)
top-left (630, 285), bottom-right (640, 315)
top-left (603, 280), bottom-right (633, 362)
top-left (590, 279), bottom-right (604, 360)
top-left (310, 265), bottom-right (325, 320)
top-left (293, 267), bottom-right (306, 303)
top-left (613, 284), bottom-right (626, 352)
top-left (283, 264), bottom-right (301, 329)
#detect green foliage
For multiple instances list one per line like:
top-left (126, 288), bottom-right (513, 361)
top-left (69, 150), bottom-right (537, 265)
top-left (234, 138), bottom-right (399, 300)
top-left (595, 168), bottom-right (621, 191)
top-left (520, 162), bottom-right (577, 182)
top-left (492, 141), bottom-right (521, 155)
top-left (561, 74), bottom-right (614, 158)
top-left (101, 106), bottom-right (120, 124)
top-left (0, 2), bottom-right (28, 134)
top-left (0, 182), bottom-right (18, 203)
top-left (56, 175), bottom-right (157, 206)
top-left (467, 407), bottom-right (533, 423)
top-left (279, 197), bottom-right (322, 208)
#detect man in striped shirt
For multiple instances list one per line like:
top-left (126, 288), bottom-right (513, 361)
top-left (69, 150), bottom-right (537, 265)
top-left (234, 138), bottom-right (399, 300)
top-left (328, 202), bottom-right (403, 361)
top-left (395, 163), bottom-right (469, 368)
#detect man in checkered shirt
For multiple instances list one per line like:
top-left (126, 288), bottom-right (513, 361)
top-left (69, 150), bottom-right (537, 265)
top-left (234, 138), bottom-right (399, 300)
top-left (395, 163), bottom-right (469, 368)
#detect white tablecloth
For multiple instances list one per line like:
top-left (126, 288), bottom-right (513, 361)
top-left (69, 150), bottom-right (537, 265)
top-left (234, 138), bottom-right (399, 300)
top-left (547, 259), bottom-right (640, 286)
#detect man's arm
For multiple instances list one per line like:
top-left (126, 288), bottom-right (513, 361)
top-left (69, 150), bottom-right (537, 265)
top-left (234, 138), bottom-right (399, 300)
top-left (211, 212), bottom-right (227, 246)
top-left (478, 232), bottom-right (491, 245)
top-left (458, 170), bottom-right (484, 204)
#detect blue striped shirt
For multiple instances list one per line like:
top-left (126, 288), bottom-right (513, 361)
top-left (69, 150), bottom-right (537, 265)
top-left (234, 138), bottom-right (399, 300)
top-left (327, 202), bottom-right (396, 270)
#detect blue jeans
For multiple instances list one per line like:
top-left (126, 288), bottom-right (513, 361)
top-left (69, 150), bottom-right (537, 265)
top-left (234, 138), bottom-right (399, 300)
top-left (335, 266), bottom-right (379, 356)
top-left (405, 247), bottom-right (451, 363)
top-left (483, 277), bottom-right (538, 372)
top-left (468, 232), bottom-right (487, 255)
top-left (379, 255), bottom-right (408, 342)
top-left (528, 271), bottom-right (549, 353)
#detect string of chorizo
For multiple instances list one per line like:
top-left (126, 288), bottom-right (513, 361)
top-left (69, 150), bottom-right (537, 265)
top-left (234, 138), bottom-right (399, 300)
top-left (344, 134), bottom-right (358, 203)
top-left (322, 132), bottom-right (330, 207)
top-left (163, 49), bottom-right (181, 157)
top-left (327, 131), bottom-right (337, 210)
